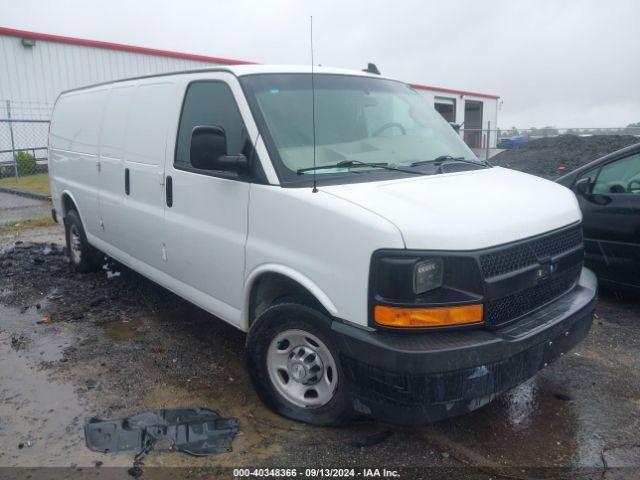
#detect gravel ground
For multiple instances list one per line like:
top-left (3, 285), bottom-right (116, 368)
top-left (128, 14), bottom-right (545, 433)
top-left (0, 192), bottom-right (51, 225)
top-left (491, 135), bottom-right (640, 180)
top-left (0, 223), bottom-right (639, 479)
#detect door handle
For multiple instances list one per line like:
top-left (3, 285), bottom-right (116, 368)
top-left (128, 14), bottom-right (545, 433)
top-left (125, 168), bottom-right (130, 195)
top-left (166, 175), bottom-right (173, 207)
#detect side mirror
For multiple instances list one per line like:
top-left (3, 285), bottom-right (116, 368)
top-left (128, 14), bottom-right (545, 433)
top-left (190, 125), bottom-right (248, 173)
top-left (574, 177), bottom-right (591, 196)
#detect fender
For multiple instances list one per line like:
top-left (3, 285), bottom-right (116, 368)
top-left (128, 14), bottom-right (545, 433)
top-left (59, 188), bottom-right (102, 247)
top-left (60, 189), bottom-right (84, 223)
top-left (243, 263), bottom-right (338, 330)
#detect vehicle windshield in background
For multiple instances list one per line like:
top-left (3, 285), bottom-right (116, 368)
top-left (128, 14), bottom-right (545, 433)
top-left (241, 74), bottom-right (481, 184)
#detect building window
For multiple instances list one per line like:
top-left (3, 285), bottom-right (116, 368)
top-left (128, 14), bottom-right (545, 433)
top-left (434, 96), bottom-right (456, 123)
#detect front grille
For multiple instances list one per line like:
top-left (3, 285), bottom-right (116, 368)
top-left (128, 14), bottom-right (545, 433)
top-left (479, 225), bottom-right (583, 278)
top-left (485, 266), bottom-right (581, 327)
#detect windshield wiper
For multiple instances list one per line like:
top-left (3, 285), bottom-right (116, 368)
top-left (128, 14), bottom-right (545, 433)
top-left (297, 160), bottom-right (425, 175)
top-left (410, 155), bottom-right (489, 168)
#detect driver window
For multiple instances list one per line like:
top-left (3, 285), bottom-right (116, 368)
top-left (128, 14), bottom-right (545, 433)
top-left (175, 81), bottom-right (250, 168)
top-left (592, 153), bottom-right (640, 195)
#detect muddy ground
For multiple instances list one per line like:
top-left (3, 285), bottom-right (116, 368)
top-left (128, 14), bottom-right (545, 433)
top-left (1, 223), bottom-right (639, 479)
top-left (491, 135), bottom-right (639, 180)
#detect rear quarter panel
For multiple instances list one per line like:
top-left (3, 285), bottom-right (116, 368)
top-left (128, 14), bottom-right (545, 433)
top-left (49, 88), bottom-right (108, 231)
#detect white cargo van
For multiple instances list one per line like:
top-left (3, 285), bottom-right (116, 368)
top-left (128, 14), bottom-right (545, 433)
top-left (49, 65), bottom-right (596, 425)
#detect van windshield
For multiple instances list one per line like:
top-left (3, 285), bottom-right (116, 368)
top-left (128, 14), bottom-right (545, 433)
top-left (241, 73), bottom-right (480, 186)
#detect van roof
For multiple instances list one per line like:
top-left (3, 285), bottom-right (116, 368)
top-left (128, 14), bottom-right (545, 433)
top-left (227, 64), bottom-right (386, 78)
top-left (60, 64), bottom-right (390, 95)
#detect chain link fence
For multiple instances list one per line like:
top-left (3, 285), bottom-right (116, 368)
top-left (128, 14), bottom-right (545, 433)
top-left (0, 119), bottom-right (50, 178)
top-left (458, 126), bottom-right (495, 160)
top-left (0, 99), bottom-right (54, 121)
top-left (498, 126), bottom-right (640, 139)
top-left (459, 126), bottom-right (640, 160)
top-left (0, 100), bottom-right (51, 195)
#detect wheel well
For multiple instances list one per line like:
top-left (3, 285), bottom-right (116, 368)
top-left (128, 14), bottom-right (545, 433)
top-left (61, 193), bottom-right (77, 218)
top-left (248, 272), bottom-right (329, 327)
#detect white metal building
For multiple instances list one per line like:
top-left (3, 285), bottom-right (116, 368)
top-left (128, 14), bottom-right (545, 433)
top-left (0, 26), bottom-right (499, 148)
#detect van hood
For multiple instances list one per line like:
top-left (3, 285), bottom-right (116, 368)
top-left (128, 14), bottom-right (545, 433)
top-left (320, 167), bottom-right (581, 250)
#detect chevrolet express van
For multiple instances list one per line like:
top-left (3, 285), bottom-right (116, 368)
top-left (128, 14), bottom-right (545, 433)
top-left (49, 65), bottom-right (597, 425)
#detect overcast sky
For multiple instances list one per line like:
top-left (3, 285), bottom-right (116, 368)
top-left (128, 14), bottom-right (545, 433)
top-left (3, 0), bottom-right (639, 128)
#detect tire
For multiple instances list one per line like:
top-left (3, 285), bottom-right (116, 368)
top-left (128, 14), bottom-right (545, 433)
top-left (64, 209), bottom-right (102, 273)
top-left (246, 300), bottom-right (353, 426)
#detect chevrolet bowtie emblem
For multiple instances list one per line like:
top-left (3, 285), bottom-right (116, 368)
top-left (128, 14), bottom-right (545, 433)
top-left (536, 262), bottom-right (557, 280)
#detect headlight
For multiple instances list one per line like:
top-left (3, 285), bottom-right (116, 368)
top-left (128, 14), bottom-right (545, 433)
top-left (369, 250), bottom-right (484, 329)
top-left (413, 258), bottom-right (444, 294)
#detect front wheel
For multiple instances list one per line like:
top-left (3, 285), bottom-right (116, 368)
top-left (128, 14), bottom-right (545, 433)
top-left (246, 301), bottom-right (353, 426)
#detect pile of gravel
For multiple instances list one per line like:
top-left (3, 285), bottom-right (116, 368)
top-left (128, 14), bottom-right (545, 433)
top-left (490, 134), bottom-right (640, 180)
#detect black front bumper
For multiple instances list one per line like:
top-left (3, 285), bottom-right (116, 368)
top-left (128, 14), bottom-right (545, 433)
top-left (331, 268), bottom-right (597, 424)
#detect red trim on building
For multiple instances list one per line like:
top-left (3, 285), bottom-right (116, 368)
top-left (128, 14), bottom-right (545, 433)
top-left (0, 26), bottom-right (254, 65)
top-left (0, 26), bottom-right (499, 99)
top-left (409, 83), bottom-right (500, 100)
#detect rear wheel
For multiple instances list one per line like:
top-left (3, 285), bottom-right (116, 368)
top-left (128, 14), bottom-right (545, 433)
top-left (246, 301), bottom-right (353, 425)
top-left (64, 209), bottom-right (102, 273)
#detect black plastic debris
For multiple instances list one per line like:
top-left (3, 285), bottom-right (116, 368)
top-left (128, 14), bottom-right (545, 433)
top-left (84, 407), bottom-right (239, 463)
top-left (354, 429), bottom-right (393, 448)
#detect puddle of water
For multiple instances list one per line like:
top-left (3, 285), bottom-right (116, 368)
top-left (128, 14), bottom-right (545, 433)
top-left (430, 377), bottom-right (580, 467)
top-left (504, 377), bottom-right (538, 432)
top-left (0, 302), bottom-right (67, 362)
top-left (427, 371), bottom-right (640, 471)
top-left (0, 303), bottom-right (128, 467)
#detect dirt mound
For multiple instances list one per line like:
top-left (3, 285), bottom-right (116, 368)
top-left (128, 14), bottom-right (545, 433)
top-left (491, 135), bottom-right (640, 180)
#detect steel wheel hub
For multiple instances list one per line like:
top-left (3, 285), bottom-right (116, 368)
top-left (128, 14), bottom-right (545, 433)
top-left (266, 329), bottom-right (338, 409)
top-left (287, 345), bottom-right (324, 384)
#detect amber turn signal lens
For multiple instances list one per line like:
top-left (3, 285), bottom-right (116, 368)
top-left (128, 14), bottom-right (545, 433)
top-left (374, 304), bottom-right (483, 328)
